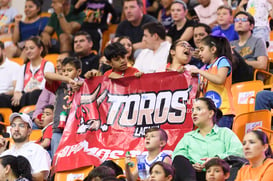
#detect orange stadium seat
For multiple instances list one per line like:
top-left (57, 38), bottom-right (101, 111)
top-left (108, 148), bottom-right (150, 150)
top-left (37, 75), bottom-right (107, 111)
top-left (19, 105), bottom-right (36, 114)
top-left (9, 57), bottom-right (24, 65)
top-left (101, 24), bottom-right (117, 52)
top-left (254, 126), bottom-right (273, 148)
top-left (253, 69), bottom-right (273, 90)
top-left (29, 129), bottom-right (42, 142)
top-left (44, 53), bottom-right (59, 67)
top-left (54, 166), bottom-right (94, 181)
top-left (231, 80), bottom-right (264, 116)
top-left (232, 110), bottom-right (272, 142)
top-left (0, 108), bottom-right (12, 126)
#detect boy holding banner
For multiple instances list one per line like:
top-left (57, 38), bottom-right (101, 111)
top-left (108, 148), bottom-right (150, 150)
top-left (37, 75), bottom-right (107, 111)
top-left (44, 57), bottom-right (83, 157)
top-left (103, 42), bottom-right (141, 79)
top-left (125, 127), bottom-right (172, 181)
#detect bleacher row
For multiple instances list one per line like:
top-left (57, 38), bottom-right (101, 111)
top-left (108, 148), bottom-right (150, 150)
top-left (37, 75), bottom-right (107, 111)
top-left (1, 79), bottom-right (273, 180)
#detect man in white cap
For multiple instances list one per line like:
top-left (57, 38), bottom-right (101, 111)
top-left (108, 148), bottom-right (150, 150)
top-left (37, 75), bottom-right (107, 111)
top-left (1, 113), bottom-right (51, 181)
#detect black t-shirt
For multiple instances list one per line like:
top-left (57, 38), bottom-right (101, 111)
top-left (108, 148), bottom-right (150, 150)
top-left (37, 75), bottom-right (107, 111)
top-left (79, 53), bottom-right (100, 78)
top-left (115, 14), bottom-right (157, 43)
top-left (167, 19), bottom-right (196, 47)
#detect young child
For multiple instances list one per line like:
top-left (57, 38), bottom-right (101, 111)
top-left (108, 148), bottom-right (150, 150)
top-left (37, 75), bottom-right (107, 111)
top-left (103, 42), bottom-right (140, 79)
top-left (205, 158), bottom-right (230, 181)
top-left (0, 0), bottom-right (17, 34)
top-left (212, 5), bottom-right (239, 41)
top-left (190, 35), bottom-right (234, 129)
top-left (45, 57), bottom-right (82, 156)
top-left (37, 105), bottom-right (54, 151)
top-left (126, 128), bottom-right (172, 181)
top-left (149, 161), bottom-right (175, 181)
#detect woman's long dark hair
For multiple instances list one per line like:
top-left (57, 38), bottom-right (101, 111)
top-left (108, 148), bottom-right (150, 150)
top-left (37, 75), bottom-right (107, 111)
top-left (0, 155), bottom-right (32, 180)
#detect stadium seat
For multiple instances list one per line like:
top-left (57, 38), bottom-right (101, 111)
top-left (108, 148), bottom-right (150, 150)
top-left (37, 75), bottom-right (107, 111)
top-left (44, 53), bottom-right (59, 67)
top-left (19, 105), bottom-right (36, 114)
top-left (231, 80), bottom-right (264, 116)
top-left (54, 166), bottom-right (94, 181)
top-left (232, 110), bottom-right (272, 142)
top-left (253, 69), bottom-right (273, 90)
top-left (9, 57), bottom-right (24, 65)
top-left (29, 129), bottom-right (42, 142)
top-left (101, 24), bottom-right (118, 52)
top-left (111, 157), bottom-right (137, 172)
top-left (254, 126), bottom-right (273, 148)
top-left (0, 108), bottom-right (12, 126)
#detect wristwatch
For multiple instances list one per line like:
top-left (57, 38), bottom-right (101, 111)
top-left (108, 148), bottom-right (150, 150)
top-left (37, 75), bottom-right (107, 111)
top-left (57, 13), bottom-right (64, 18)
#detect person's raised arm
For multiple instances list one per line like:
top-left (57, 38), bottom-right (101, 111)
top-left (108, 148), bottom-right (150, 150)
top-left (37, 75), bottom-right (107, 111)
top-left (12, 14), bottom-right (23, 44)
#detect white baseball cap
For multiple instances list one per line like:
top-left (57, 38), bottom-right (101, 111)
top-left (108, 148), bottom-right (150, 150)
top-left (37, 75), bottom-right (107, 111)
top-left (9, 113), bottom-right (33, 129)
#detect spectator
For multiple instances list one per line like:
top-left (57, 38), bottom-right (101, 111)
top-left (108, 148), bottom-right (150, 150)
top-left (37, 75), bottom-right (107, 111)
top-left (36, 105), bottom-right (54, 156)
top-left (236, 0), bottom-right (273, 46)
top-left (116, 36), bottom-right (135, 66)
top-left (189, 23), bottom-right (212, 68)
top-left (167, 0), bottom-right (195, 47)
top-left (0, 155), bottom-right (32, 181)
top-left (212, 5), bottom-right (239, 41)
top-left (235, 130), bottom-right (273, 181)
top-left (73, 31), bottom-right (100, 78)
top-left (125, 128), bottom-right (172, 181)
top-left (149, 161), bottom-right (175, 181)
top-left (84, 166), bottom-right (116, 181)
top-left (1, 112), bottom-right (51, 181)
top-left (45, 57), bottom-right (82, 156)
top-left (194, 0), bottom-right (224, 28)
top-left (255, 90), bottom-right (273, 111)
top-left (102, 42), bottom-right (139, 79)
top-left (172, 97), bottom-right (243, 181)
top-left (134, 22), bottom-right (171, 73)
top-left (115, 0), bottom-right (157, 50)
top-left (32, 52), bottom-right (69, 128)
top-left (11, 36), bottom-right (55, 111)
top-left (157, 0), bottom-right (173, 31)
top-left (231, 11), bottom-right (268, 70)
top-left (6, 0), bottom-right (48, 58)
top-left (0, 0), bottom-right (18, 34)
top-left (190, 35), bottom-right (234, 128)
top-left (74, 0), bottom-right (118, 52)
top-left (205, 158), bottom-right (230, 181)
top-left (41, 0), bottom-right (85, 53)
top-left (0, 40), bottom-right (20, 108)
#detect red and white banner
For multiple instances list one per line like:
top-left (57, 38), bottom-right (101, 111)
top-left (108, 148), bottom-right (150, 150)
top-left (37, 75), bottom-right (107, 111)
top-left (53, 72), bottom-right (197, 172)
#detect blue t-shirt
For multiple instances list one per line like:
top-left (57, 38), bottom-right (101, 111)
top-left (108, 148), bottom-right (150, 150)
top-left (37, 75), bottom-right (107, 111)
top-left (206, 56), bottom-right (231, 76)
top-left (212, 24), bottom-right (239, 41)
top-left (19, 17), bottom-right (49, 41)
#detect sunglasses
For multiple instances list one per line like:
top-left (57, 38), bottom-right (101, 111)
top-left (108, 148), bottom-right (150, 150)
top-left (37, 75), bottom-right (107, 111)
top-left (234, 18), bottom-right (248, 23)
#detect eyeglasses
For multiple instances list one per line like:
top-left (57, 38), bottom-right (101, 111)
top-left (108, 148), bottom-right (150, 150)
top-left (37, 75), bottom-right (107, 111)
top-left (177, 41), bottom-right (194, 51)
top-left (11, 123), bottom-right (28, 128)
top-left (234, 18), bottom-right (248, 23)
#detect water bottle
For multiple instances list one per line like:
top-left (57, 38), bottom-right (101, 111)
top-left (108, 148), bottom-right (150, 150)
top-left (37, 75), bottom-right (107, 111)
top-left (58, 111), bottom-right (67, 129)
top-left (126, 151), bottom-right (134, 167)
top-left (137, 155), bottom-right (147, 180)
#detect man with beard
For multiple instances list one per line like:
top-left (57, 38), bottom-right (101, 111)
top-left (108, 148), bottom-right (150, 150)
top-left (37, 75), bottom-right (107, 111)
top-left (73, 31), bottom-right (100, 78)
top-left (1, 113), bottom-right (51, 181)
top-left (0, 41), bottom-right (20, 108)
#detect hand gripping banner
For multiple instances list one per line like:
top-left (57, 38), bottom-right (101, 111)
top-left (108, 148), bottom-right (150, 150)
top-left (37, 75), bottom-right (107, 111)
top-left (53, 71), bottom-right (198, 172)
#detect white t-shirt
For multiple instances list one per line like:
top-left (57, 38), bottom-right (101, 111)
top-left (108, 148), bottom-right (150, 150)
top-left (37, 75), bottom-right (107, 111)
top-left (0, 58), bottom-right (20, 94)
top-left (1, 142), bottom-right (51, 179)
top-left (0, 7), bottom-right (18, 27)
top-left (15, 60), bottom-right (55, 92)
top-left (194, 0), bottom-right (224, 25)
top-left (247, 0), bottom-right (272, 27)
top-left (134, 41), bottom-right (171, 73)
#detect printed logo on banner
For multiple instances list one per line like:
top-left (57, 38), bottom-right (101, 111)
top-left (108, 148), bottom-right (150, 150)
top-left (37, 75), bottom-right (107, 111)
top-left (76, 84), bottom-right (192, 136)
top-left (205, 91), bottom-right (222, 108)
